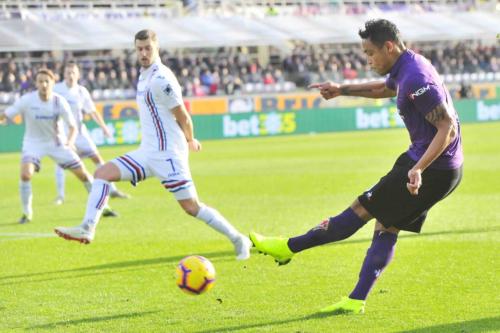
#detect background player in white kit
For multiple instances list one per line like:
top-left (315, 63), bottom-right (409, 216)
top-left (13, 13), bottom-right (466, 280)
top-left (55, 30), bottom-right (252, 260)
top-left (0, 69), bottom-right (97, 224)
top-left (53, 63), bottom-right (129, 205)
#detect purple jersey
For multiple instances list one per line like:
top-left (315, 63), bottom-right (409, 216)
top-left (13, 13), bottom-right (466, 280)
top-left (386, 50), bottom-right (463, 170)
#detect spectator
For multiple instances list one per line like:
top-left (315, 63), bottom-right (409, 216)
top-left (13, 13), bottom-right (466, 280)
top-left (458, 82), bottom-right (472, 99)
top-left (2, 72), bottom-right (17, 92)
top-left (0, 41), bottom-right (497, 98)
top-left (107, 70), bottom-right (121, 89)
top-left (18, 73), bottom-right (33, 94)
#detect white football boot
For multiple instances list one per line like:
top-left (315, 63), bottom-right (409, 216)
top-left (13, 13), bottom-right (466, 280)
top-left (233, 234), bottom-right (252, 260)
top-left (54, 224), bottom-right (95, 244)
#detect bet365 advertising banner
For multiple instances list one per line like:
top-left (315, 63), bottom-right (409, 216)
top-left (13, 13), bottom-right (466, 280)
top-left (1, 98), bottom-right (499, 152)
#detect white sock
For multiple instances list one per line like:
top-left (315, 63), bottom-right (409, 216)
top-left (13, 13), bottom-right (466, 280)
top-left (55, 166), bottom-right (65, 198)
top-left (82, 179), bottom-right (110, 227)
top-left (196, 204), bottom-right (240, 242)
top-left (19, 180), bottom-right (33, 218)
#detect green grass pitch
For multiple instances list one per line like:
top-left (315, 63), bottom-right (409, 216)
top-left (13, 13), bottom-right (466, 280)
top-left (1, 122), bottom-right (499, 332)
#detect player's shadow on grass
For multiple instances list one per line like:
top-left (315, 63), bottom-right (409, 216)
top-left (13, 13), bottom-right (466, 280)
top-left (194, 312), bottom-right (359, 333)
top-left (395, 315), bottom-right (500, 333)
top-left (196, 314), bottom-right (500, 333)
top-left (0, 222), bottom-right (21, 228)
top-left (25, 310), bottom-right (160, 330)
top-left (0, 250), bottom-right (234, 284)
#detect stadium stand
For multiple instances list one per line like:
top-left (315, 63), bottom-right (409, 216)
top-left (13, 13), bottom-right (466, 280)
top-left (0, 0), bottom-right (498, 102)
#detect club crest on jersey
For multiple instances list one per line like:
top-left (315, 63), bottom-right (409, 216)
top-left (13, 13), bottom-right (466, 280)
top-left (312, 220), bottom-right (329, 231)
top-left (163, 84), bottom-right (173, 95)
top-left (408, 84), bottom-right (430, 100)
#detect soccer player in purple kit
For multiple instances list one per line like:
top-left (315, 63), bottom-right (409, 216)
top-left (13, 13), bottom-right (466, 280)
top-left (250, 19), bottom-right (463, 314)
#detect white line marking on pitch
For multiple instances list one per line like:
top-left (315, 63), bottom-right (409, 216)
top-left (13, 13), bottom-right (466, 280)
top-left (0, 232), bottom-right (56, 241)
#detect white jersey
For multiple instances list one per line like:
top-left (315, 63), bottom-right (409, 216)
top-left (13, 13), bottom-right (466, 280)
top-left (5, 91), bottom-right (75, 147)
top-left (136, 58), bottom-right (187, 155)
top-left (54, 82), bottom-right (95, 132)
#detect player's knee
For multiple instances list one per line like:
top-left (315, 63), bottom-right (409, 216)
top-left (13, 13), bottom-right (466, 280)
top-left (183, 205), bottom-right (199, 217)
top-left (20, 172), bottom-right (32, 181)
top-left (351, 199), bottom-right (372, 221)
top-left (94, 165), bottom-right (111, 180)
top-left (179, 200), bottom-right (200, 216)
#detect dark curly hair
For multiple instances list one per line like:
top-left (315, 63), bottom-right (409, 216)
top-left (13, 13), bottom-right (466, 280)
top-left (358, 19), bottom-right (403, 48)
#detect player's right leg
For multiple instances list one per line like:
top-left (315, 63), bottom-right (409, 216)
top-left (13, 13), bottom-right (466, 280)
top-left (79, 132), bottom-right (129, 199)
top-left (18, 159), bottom-right (38, 224)
top-left (250, 199), bottom-right (371, 265)
top-left (55, 151), bottom-right (149, 244)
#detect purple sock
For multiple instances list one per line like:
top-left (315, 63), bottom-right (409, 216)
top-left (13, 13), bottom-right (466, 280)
top-left (287, 208), bottom-right (367, 253)
top-left (349, 231), bottom-right (398, 300)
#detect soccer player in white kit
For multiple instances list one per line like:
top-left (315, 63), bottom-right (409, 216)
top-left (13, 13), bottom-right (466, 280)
top-left (54, 30), bottom-right (252, 260)
top-left (0, 69), bottom-right (96, 224)
top-left (53, 63), bottom-right (129, 204)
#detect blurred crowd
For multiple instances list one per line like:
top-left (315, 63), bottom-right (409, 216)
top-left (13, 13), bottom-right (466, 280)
top-left (284, 41), bottom-right (498, 86)
top-left (0, 41), bottom-right (497, 99)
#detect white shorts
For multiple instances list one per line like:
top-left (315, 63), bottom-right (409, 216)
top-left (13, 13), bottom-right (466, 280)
top-left (22, 142), bottom-right (83, 172)
top-left (111, 149), bottom-right (197, 200)
top-left (75, 128), bottom-right (99, 159)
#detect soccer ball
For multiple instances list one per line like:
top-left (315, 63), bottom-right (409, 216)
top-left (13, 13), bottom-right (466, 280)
top-left (176, 255), bottom-right (216, 295)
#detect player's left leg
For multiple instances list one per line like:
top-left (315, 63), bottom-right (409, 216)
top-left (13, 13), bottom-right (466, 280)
top-left (178, 197), bottom-right (252, 260)
top-left (250, 199), bottom-right (371, 265)
top-left (76, 133), bottom-right (130, 200)
top-left (320, 221), bottom-right (399, 315)
top-left (155, 155), bottom-right (251, 260)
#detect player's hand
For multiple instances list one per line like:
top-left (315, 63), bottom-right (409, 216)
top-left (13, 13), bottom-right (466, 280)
top-left (406, 168), bottom-right (422, 195)
top-left (188, 138), bottom-right (202, 152)
top-left (308, 81), bottom-right (342, 100)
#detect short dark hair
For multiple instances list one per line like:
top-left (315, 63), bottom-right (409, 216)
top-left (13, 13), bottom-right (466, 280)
top-left (358, 19), bottom-right (402, 48)
top-left (36, 68), bottom-right (55, 81)
top-left (134, 29), bottom-right (157, 43)
top-left (64, 61), bottom-right (80, 71)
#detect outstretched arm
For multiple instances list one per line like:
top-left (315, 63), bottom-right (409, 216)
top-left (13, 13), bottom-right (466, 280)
top-left (171, 104), bottom-right (201, 152)
top-left (309, 81), bottom-right (396, 99)
top-left (406, 102), bottom-right (458, 195)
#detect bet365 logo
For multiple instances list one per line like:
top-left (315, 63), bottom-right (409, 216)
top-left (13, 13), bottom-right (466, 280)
top-left (223, 112), bottom-right (296, 138)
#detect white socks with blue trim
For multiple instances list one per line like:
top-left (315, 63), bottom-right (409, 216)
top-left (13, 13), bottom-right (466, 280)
top-left (82, 178), bottom-right (110, 227)
top-left (196, 204), bottom-right (240, 242)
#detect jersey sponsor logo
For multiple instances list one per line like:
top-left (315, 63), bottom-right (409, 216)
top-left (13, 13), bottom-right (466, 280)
top-left (408, 84), bottom-right (430, 100)
top-left (35, 115), bottom-right (57, 120)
